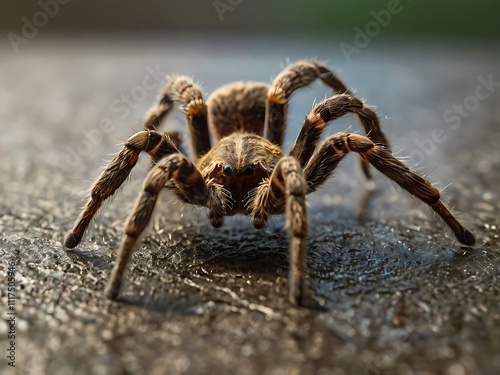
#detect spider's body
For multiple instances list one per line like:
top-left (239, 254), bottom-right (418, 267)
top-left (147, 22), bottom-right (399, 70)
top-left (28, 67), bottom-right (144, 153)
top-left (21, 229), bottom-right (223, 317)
top-left (65, 60), bottom-right (475, 307)
top-left (198, 133), bottom-right (283, 217)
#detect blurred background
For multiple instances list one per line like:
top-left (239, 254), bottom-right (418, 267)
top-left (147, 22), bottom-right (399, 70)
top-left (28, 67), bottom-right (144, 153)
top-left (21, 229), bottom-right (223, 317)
top-left (1, 0), bottom-right (499, 38)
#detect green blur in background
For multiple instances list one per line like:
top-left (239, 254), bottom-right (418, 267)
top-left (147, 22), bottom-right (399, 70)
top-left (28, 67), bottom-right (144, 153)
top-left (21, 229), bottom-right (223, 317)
top-left (1, 0), bottom-right (499, 40)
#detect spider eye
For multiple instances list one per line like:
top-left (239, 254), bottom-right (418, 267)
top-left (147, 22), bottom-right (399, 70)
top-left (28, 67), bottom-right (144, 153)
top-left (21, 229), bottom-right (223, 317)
top-left (223, 165), bottom-right (233, 176)
top-left (243, 164), bottom-right (254, 175)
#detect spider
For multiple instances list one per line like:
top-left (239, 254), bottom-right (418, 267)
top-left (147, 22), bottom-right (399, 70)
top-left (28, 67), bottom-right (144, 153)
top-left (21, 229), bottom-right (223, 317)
top-left (64, 60), bottom-right (475, 306)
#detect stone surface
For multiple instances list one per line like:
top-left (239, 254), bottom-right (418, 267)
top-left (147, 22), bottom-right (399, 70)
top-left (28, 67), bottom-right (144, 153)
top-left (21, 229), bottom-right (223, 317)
top-left (0, 35), bottom-right (499, 375)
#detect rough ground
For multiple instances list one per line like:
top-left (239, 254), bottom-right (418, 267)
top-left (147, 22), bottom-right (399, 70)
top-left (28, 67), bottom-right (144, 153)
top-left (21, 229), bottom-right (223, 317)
top-left (0, 35), bottom-right (499, 375)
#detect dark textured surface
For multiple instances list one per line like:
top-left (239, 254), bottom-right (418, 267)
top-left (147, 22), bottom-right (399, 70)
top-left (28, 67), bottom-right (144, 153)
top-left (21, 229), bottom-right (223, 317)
top-left (1, 35), bottom-right (499, 375)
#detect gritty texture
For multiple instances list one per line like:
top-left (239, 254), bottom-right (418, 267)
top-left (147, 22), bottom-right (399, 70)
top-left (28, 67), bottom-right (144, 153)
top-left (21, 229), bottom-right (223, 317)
top-left (0, 35), bottom-right (499, 375)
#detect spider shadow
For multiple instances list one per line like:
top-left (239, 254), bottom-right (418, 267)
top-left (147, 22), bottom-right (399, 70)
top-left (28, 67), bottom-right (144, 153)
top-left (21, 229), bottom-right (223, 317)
top-left (185, 220), bottom-right (292, 277)
top-left (116, 293), bottom-right (200, 314)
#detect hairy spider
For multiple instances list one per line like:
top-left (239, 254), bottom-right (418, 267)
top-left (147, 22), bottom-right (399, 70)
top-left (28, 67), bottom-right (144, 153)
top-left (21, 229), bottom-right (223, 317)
top-left (64, 60), bottom-right (475, 306)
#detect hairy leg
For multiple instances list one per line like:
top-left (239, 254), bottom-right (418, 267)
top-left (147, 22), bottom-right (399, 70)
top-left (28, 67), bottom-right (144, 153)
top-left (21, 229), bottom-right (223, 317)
top-left (64, 130), bottom-right (179, 248)
top-left (292, 94), bottom-right (390, 221)
top-left (144, 76), bottom-right (211, 159)
top-left (251, 156), bottom-right (310, 305)
top-left (304, 132), bottom-right (475, 246)
top-left (290, 94), bottom-right (390, 168)
top-left (105, 153), bottom-right (209, 300)
top-left (207, 82), bottom-right (269, 140)
top-left (265, 60), bottom-right (389, 153)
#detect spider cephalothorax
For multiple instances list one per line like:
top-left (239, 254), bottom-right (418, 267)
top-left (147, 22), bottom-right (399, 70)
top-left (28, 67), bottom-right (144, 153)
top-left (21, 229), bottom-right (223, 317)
top-left (65, 60), bottom-right (475, 307)
top-left (199, 133), bottom-right (283, 218)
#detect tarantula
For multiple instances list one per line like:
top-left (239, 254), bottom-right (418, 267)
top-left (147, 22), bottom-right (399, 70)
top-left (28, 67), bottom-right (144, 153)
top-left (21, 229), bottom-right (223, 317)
top-left (64, 60), bottom-right (475, 306)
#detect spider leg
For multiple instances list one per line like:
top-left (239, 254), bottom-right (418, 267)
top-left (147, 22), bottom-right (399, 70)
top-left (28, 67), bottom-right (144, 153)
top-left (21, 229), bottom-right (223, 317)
top-left (144, 76), bottom-right (211, 159)
top-left (105, 153), bottom-right (209, 300)
top-left (290, 94), bottom-right (390, 167)
top-left (251, 156), bottom-right (310, 305)
top-left (265, 60), bottom-right (348, 146)
top-left (304, 132), bottom-right (475, 246)
top-left (265, 60), bottom-right (388, 153)
top-left (291, 94), bottom-right (390, 221)
top-left (207, 82), bottom-right (269, 140)
top-left (64, 130), bottom-right (179, 249)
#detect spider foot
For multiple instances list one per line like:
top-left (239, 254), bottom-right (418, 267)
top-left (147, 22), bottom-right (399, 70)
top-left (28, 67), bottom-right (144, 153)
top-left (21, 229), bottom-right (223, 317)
top-left (105, 281), bottom-right (121, 301)
top-left (63, 232), bottom-right (80, 249)
top-left (290, 286), bottom-right (328, 311)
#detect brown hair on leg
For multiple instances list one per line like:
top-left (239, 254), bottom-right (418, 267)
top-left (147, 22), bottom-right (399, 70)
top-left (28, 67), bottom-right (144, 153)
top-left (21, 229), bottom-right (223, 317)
top-left (106, 153), bottom-right (209, 300)
top-left (64, 130), bottom-right (179, 249)
top-left (144, 76), bottom-right (211, 159)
